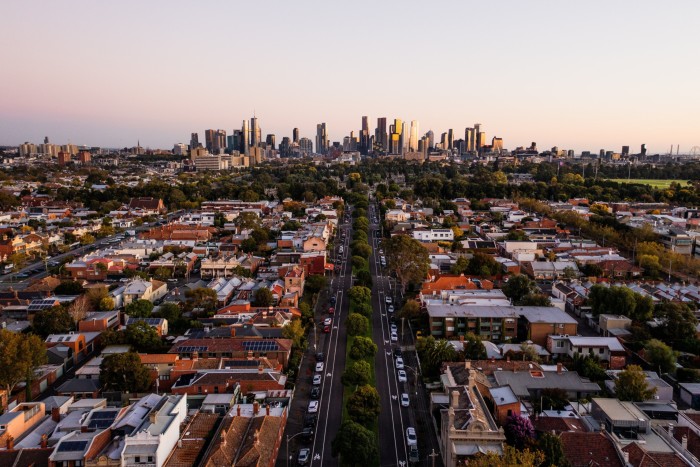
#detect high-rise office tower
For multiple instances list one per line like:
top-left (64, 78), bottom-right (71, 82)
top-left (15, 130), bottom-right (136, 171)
top-left (492, 137), bottom-right (503, 153)
top-left (464, 128), bottom-right (474, 152)
top-left (279, 137), bottom-right (290, 157)
top-left (292, 128), bottom-right (300, 144)
top-left (447, 129), bottom-right (454, 150)
top-left (473, 123), bottom-right (482, 152)
top-left (375, 117), bottom-right (388, 153)
top-left (299, 137), bottom-right (313, 155)
top-left (316, 123), bottom-right (328, 154)
top-left (241, 120), bottom-right (250, 156)
top-left (409, 120), bottom-right (419, 152)
top-left (389, 119), bottom-right (403, 155)
top-left (477, 131), bottom-right (486, 150)
top-left (190, 132), bottom-right (201, 150)
top-left (426, 130), bottom-right (434, 150)
top-left (204, 129), bottom-right (215, 153)
top-left (440, 132), bottom-right (448, 149)
top-left (401, 121), bottom-right (407, 154)
top-left (360, 116), bottom-right (370, 154)
top-left (44, 136), bottom-right (49, 144)
top-left (621, 145), bottom-right (630, 156)
top-left (250, 117), bottom-right (260, 148)
top-left (214, 129), bottom-right (226, 154)
top-left (641, 144), bottom-right (647, 157)
top-left (266, 134), bottom-right (276, 150)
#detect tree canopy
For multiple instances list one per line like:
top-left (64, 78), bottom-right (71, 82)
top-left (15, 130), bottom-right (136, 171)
top-left (382, 235), bottom-right (430, 291)
top-left (125, 299), bottom-right (154, 318)
top-left (331, 420), bottom-right (378, 466)
top-left (347, 385), bottom-right (380, 425)
top-left (99, 352), bottom-right (152, 393)
top-left (0, 330), bottom-right (47, 410)
top-left (33, 305), bottom-right (74, 337)
top-left (615, 364), bottom-right (656, 401)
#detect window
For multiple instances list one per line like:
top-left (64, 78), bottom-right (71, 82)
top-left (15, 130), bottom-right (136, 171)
top-left (197, 386), bottom-right (202, 394)
top-left (556, 341), bottom-right (564, 348)
top-left (148, 457), bottom-right (154, 463)
top-left (160, 375), bottom-right (169, 381)
top-left (599, 348), bottom-right (605, 354)
top-left (135, 458), bottom-right (140, 463)
top-left (214, 386), bottom-right (219, 394)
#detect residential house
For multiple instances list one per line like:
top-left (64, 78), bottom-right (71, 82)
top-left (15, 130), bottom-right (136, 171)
top-left (546, 335), bottom-right (627, 369)
top-left (518, 306), bottom-right (578, 347)
top-left (122, 279), bottom-right (168, 306)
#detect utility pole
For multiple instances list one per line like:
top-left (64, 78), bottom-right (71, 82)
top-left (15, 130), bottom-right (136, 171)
top-left (429, 448), bottom-right (439, 467)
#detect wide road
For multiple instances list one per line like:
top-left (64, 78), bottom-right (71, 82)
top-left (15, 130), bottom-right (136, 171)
top-left (369, 201), bottom-right (444, 467)
top-left (277, 209), bottom-right (353, 467)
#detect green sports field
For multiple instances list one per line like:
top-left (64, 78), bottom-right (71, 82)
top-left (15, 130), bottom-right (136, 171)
top-left (607, 179), bottom-right (691, 189)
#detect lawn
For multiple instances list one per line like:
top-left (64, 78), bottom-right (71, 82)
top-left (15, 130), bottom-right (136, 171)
top-left (607, 178), bottom-right (691, 189)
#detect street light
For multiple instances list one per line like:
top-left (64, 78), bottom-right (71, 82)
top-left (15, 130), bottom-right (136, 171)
top-left (286, 431), bottom-right (307, 467)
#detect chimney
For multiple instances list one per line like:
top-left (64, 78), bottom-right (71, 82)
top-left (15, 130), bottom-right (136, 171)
top-left (258, 365), bottom-right (263, 374)
top-left (464, 360), bottom-right (471, 370)
top-left (682, 435), bottom-right (688, 450)
top-left (81, 425), bottom-right (88, 433)
top-left (451, 390), bottom-right (460, 409)
top-left (40, 434), bottom-right (48, 449)
top-left (51, 406), bottom-right (61, 422)
top-left (192, 351), bottom-right (198, 361)
top-left (253, 401), bottom-right (259, 415)
top-left (149, 411), bottom-right (157, 424)
top-left (557, 362), bottom-right (562, 374)
top-left (459, 335), bottom-right (464, 343)
top-left (266, 404), bottom-right (270, 416)
top-left (6, 436), bottom-right (14, 451)
top-left (230, 327), bottom-right (236, 337)
top-left (622, 451), bottom-right (629, 463)
top-left (237, 405), bottom-right (241, 417)
top-left (506, 356), bottom-right (511, 363)
top-left (600, 422), bottom-right (606, 432)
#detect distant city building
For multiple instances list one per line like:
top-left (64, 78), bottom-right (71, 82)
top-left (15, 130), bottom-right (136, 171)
top-left (241, 120), bottom-right (250, 156)
top-left (250, 117), bottom-right (261, 147)
top-left (190, 132), bottom-right (201, 150)
top-left (292, 127), bottom-right (299, 143)
top-left (375, 117), bottom-right (388, 153)
top-left (409, 120), bottom-right (419, 152)
top-left (77, 150), bottom-right (91, 164)
top-left (447, 128), bottom-right (454, 150)
top-left (173, 143), bottom-right (188, 156)
top-left (57, 151), bottom-right (71, 165)
top-left (389, 118), bottom-right (403, 155)
top-left (315, 123), bottom-right (328, 154)
top-left (360, 116), bottom-right (370, 154)
top-left (299, 137), bottom-right (313, 156)
top-left (492, 137), bottom-right (503, 153)
top-left (266, 134), bottom-right (275, 150)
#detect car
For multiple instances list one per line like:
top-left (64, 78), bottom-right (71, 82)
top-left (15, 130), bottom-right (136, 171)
top-left (390, 331), bottom-right (398, 342)
top-left (393, 347), bottom-right (403, 358)
top-left (315, 352), bottom-right (325, 362)
top-left (167, 278), bottom-right (178, 283)
top-left (323, 317), bottom-right (332, 326)
top-left (389, 315), bottom-right (397, 324)
top-left (390, 323), bottom-right (398, 333)
top-left (385, 296), bottom-right (392, 305)
top-left (409, 445), bottom-right (419, 463)
top-left (398, 370), bottom-right (407, 383)
top-left (328, 307), bottom-right (335, 315)
top-left (323, 325), bottom-right (330, 333)
top-left (401, 393), bottom-right (410, 407)
top-left (329, 296), bottom-right (337, 306)
top-left (301, 426), bottom-right (314, 442)
top-left (307, 401), bottom-right (319, 413)
top-left (395, 357), bottom-right (404, 369)
top-left (379, 249), bottom-right (384, 255)
top-left (406, 427), bottom-right (417, 446)
top-left (303, 414), bottom-right (317, 428)
top-left (310, 386), bottom-right (320, 399)
top-left (315, 362), bottom-right (324, 373)
top-left (15, 273), bottom-right (29, 279)
top-left (312, 374), bottom-right (322, 386)
top-left (298, 447), bottom-right (311, 465)
top-left (388, 305), bottom-right (395, 313)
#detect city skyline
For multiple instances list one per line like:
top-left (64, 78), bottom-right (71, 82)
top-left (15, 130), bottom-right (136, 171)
top-left (1, 1), bottom-right (699, 153)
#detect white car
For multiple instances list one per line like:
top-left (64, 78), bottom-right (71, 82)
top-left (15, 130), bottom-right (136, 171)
top-left (390, 323), bottom-right (398, 333)
top-left (312, 374), bottom-right (322, 385)
top-left (406, 427), bottom-right (417, 446)
top-left (323, 317), bottom-right (332, 326)
top-left (308, 400), bottom-right (319, 413)
top-left (315, 362), bottom-right (324, 373)
top-left (388, 305), bottom-right (395, 313)
top-left (401, 393), bottom-right (410, 407)
top-left (390, 331), bottom-right (398, 342)
top-left (385, 296), bottom-right (392, 305)
top-left (398, 370), bottom-right (407, 383)
top-left (395, 357), bottom-right (404, 369)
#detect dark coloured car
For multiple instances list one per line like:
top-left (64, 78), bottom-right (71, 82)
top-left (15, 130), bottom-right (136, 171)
top-left (304, 414), bottom-right (317, 428)
top-left (310, 387), bottom-right (320, 399)
top-left (329, 296), bottom-right (336, 306)
top-left (323, 325), bottom-right (330, 333)
top-left (301, 426), bottom-right (314, 442)
top-left (393, 347), bottom-right (403, 358)
top-left (315, 352), bottom-right (325, 362)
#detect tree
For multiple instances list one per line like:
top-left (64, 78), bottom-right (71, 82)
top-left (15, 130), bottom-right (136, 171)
top-left (54, 280), bottom-right (85, 295)
top-left (282, 319), bottom-right (305, 349)
top-left (348, 286), bottom-right (371, 308)
top-left (462, 333), bottom-right (487, 360)
top-left (349, 336), bottom-right (377, 360)
top-left (562, 266), bottom-right (578, 280)
top-left (0, 330), bottom-right (47, 410)
top-left (355, 269), bottom-right (372, 288)
top-left (80, 233), bottom-right (96, 245)
top-left (351, 255), bottom-right (368, 271)
top-left (347, 313), bottom-right (369, 336)
top-left (654, 302), bottom-right (698, 343)
top-left (351, 242), bottom-right (372, 259)
top-left (347, 385), bottom-right (380, 424)
top-left (252, 287), bottom-right (273, 307)
top-left (154, 267), bottom-right (172, 280)
top-left (644, 339), bottom-right (677, 374)
top-left (615, 365), bottom-right (656, 401)
top-left (466, 252), bottom-right (500, 277)
top-left (537, 432), bottom-right (570, 467)
top-left (342, 360), bottom-right (371, 386)
top-left (184, 287), bottom-right (217, 314)
top-left (534, 387), bottom-right (569, 413)
top-left (99, 352), bottom-right (152, 393)
top-left (450, 256), bottom-right (469, 275)
top-left (8, 252), bottom-right (28, 271)
top-left (383, 235), bottom-right (430, 292)
top-left (67, 295), bottom-right (90, 323)
top-left (98, 296), bottom-right (115, 311)
top-left (398, 300), bottom-right (421, 321)
top-left (504, 414), bottom-right (535, 450)
top-left (502, 275), bottom-right (536, 303)
top-left (125, 299), bottom-right (154, 318)
top-left (304, 275), bottom-right (327, 295)
top-left (33, 306), bottom-right (74, 337)
top-left (125, 321), bottom-right (162, 352)
top-left (85, 286), bottom-right (108, 308)
top-left (519, 293), bottom-right (552, 307)
top-left (469, 446), bottom-right (545, 467)
top-left (155, 303), bottom-right (181, 323)
top-left (331, 420), bottom-right (378, 466)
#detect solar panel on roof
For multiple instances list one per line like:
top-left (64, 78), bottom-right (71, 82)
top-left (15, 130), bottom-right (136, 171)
top-left (224, 359), bottom-right (260, 367)
top-left (88, 419), bottom-right (113, 429)
top-left (243, 341), bottom-right (278, 352)
top-left (57, 441), bottom-right (88, 452)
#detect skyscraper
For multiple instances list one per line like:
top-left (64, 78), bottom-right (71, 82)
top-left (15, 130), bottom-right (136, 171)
top-left (190, 132), bottom-right (201, 150)
top-left (492, 137), bottom-right (503, 153)
top-left (426, 130), bottom-right (434, 150)
top-left (464, 128), bottom-right (474, 152)
top-left (214, 130), bottom-right (226, 154)
top-left (315, 123), bottom-right (328, 154)
top-left (299, 137), bottom-right (313, 156)
top-left (204, 129), bottom-right (215, 153)
top-left (440, 132), bottom-right (448, 149)
top-left (375, 117), bottom-right (387, 153)
top-left (360, 116), bottom-right (370, 155)
top-left (292, 128), bottom-right (299, 144)
top-left (250, 117), bottom-right (260, 148)
top-left (447, 129), bottom-right (454, 150)
top-left (389, 119), bottom-right (403, 155)
top-left (241, 120), bottom-right (250, 156)
top-left (266, 134), bottom-right (276, 150)
top-left (409, 120), bottom-right (419, 152)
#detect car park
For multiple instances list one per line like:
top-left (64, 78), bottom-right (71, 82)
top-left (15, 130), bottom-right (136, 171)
top-left (406, 427), bottom-right (417, 446)
top-left (308, 401), bottom-right (319, 413)
top-left (398, 370), bottom-right (407, 382)
top-left (390, 331), bottom-right (398, 342)
top-left (310, 387), bottom-right (320, 399)
top-left (395, 357), bottom-right (404, 369)
top-left (401, 393), bottom-right (410, 407)
top-left (298, 447), bottom-right (311, 465)
top-left (312, 374), bottom-right (322, 386)
top-left (315, 362), bottom-right (324, 372)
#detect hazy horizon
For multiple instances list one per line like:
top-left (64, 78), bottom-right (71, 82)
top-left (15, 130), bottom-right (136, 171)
top-left (2, 0), bottom-right (699, 154)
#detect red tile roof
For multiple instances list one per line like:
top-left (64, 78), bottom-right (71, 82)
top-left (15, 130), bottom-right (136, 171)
top-left (560, 432), bottom-right (624, 467)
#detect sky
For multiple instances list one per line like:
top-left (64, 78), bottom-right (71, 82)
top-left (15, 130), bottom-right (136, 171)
top-left (1, 0), bottom-right (699, 154)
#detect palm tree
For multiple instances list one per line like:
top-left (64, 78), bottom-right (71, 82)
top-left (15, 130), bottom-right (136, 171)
top-left (428, 339), bottom-right (458, 369)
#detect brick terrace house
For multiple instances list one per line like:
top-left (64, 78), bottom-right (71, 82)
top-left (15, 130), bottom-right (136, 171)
top-left (170, 368), bottom-right (286, 396)
top-left (128, 197), bottom-right (166, 215)
top-left (168, 338), bottom-right (293, 367)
